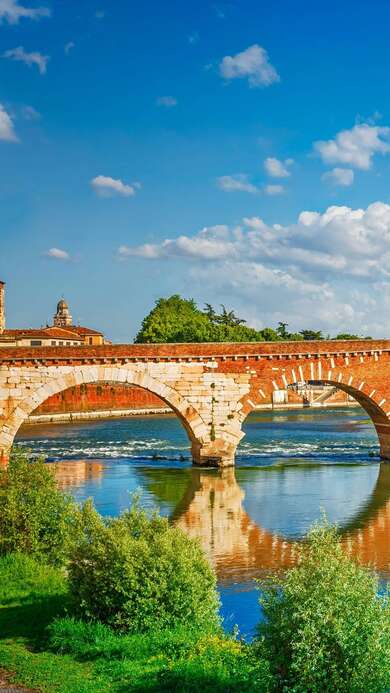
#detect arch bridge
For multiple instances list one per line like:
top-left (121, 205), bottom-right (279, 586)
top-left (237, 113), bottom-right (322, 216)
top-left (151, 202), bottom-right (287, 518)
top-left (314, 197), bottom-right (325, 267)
top-left (1, 339), bottom-right (390, 467)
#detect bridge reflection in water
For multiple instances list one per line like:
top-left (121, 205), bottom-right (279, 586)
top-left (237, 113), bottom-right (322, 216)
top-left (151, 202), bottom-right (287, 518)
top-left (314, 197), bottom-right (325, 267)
top-left (53, 460), bottom-right (390, 582)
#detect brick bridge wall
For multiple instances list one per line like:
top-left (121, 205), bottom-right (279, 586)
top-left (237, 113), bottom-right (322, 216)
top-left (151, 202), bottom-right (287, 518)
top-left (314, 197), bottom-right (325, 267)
top-left (1, 339), bottom-right (390, 467)
top-left (34, 382), bottom-right (164, 415)
top-left (32, 381), bottom-right (350, 417)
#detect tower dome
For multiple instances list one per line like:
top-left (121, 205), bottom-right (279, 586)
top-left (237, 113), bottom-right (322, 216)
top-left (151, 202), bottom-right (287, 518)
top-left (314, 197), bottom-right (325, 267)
top-left (53, 297), bottom-right (72, 327)
top-left (57, 298), bottom-right (68, 311)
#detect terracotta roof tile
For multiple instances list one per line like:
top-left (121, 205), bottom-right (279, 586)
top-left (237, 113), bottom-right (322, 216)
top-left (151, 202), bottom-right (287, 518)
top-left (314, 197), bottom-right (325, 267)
top-left (3, 327), bottom-right (83, 340)
top-left (69, 325), bottom-right (103, 336)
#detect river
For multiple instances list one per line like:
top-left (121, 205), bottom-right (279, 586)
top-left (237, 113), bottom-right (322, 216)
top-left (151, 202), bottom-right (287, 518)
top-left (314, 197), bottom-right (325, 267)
top-left (16, 406), bottom-right (389, 639)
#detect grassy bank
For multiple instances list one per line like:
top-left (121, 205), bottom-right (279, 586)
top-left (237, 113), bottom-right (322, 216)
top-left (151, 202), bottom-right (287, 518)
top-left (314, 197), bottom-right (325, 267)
top-left (2, 452), bottom-right (390, 692)
top-left (0, 554), bottom-right (269, 692)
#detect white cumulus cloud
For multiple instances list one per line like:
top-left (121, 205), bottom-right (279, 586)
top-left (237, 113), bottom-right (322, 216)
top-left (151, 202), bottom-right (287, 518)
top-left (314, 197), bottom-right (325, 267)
top-left (217, 174), bottom-right (258, 193)
top-left (0, 0), bottom-right (50, 24)
top-left (322, 167), bottom-right (354, 187)
top-left (0, 104), bottom-right (18, 141)
top-left (315, 123), bottom-right (390, 170)
top-left (117, 202), bottom-right (390, 335)
top-left (91, 175), bottom-right (139, 197)
top-left (45, 248), bottom-right (70, 261)
top-left (3, 46), bottom-right (49, 74)
top-left (264, 157), bottom-right (293, 178)
top-left (219, 44), bottom-right (279, 87)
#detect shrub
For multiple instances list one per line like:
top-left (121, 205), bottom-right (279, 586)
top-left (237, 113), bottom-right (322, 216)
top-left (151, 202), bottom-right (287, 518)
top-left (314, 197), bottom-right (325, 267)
top-left (258, 521), bottom-right (390, 692)
top-left (0, 448), bottom-right (79, 565)
top-left (68, 499), bottom-right (221, 633)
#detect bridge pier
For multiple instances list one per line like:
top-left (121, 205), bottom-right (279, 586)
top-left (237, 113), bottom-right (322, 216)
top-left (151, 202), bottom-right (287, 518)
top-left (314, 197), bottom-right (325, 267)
top-left (191, 439), bottom-right (238, 468)
top-left (376, 425), bottom-right (390, 462)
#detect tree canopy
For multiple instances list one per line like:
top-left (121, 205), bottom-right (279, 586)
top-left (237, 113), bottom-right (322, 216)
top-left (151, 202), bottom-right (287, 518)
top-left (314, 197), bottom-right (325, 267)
top-left (134, 295), bottom-right (370, 343)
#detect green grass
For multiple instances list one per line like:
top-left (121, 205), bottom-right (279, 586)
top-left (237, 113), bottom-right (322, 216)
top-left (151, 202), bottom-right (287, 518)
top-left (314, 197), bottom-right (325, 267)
top-left (0, 554), bottom-right (272, 692)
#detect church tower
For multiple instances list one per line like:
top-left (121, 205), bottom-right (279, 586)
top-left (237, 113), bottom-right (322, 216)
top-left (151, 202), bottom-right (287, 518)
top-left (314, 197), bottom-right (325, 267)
top-left (0, 281), bottom-right (5, 334)
top-left (53, 298), bottom-right (72, 327)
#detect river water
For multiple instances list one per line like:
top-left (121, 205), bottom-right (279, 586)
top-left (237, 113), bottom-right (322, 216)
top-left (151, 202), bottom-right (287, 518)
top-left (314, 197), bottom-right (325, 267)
top-left (16, 406), bottom-right (390, 639)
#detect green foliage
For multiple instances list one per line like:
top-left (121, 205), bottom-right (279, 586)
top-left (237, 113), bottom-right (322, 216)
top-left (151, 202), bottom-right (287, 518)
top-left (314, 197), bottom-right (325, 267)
top-left (48, 617), bottom-right (273, 692)
top-left (0, 449), bottom-right (80, 565)
top-left (0, 554), bottom-right (110, 692)
top-left (68, 499), bottom-right (221, 633)
top-left (258, 522), bottom-right (390, 692)
top-left (135, 295), bottom-right (261, 343)
top-left (135, 294), bottom-right (362, 343)
top-left (336, 333), bottom-right (372, 340)
top-left (299, 329), bottom-right (324, 340)
top-left (0, 552), bottom-right (67, 606)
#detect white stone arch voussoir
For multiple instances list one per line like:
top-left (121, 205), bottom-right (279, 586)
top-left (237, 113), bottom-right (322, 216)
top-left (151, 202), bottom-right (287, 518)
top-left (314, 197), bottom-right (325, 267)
top-left (4, 365), bottom-right (209, 451)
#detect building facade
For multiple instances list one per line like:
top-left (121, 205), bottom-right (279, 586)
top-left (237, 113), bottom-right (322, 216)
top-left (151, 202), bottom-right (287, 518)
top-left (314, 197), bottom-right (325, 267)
top-left (0, 282), bottom-right (106, 347)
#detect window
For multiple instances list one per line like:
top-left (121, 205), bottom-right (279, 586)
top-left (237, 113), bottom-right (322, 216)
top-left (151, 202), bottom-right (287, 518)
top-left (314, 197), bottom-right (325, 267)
top-left (51, 341), bottom-right (56, 346)
top-left (59, 341), bottom-right (63, 345)
top-left (88, 337), bottom-right (93, 345)
top-left (73, 342), bottom-right (78, 345)
top-left (66, 341), bottom-right (71, 346)
top-left (30, 340), bottom-right (42, 346)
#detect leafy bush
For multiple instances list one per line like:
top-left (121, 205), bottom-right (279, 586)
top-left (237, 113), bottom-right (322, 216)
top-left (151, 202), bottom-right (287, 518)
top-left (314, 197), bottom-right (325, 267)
top-left (258, 521), bottom-right (390, 692)
top-left (0, 449), bottom-right (79, 565)
top-left (68, 499), bottom-right (221, 633)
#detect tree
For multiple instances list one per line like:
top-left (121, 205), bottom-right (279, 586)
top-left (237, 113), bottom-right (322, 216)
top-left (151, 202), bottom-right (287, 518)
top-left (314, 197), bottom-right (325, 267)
top-left (135, 295), bottom-right (212, 343)
top-left (258, 327), bottom-right (281, 342)
top-left (135, 294), bottom-right (330, 344)
top-left (335, 333), bottom-right (372, 340)
top-left (216, 305), bottom-right (247, 327)
top-left (276, 322), bottom-right (288, 339)
top-left (204, 303), bottom-right (218, 323)
top-left (258, 521), bottom-right (390, 692)
top-left (135, 296), bottom-right (257, 343)
top-left (299, 329), bottom-right (323, 341)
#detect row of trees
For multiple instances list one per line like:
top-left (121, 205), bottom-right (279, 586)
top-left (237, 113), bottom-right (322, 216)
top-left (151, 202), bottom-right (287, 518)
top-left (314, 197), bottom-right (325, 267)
top-left (135, 295), bottom-right (370, 343)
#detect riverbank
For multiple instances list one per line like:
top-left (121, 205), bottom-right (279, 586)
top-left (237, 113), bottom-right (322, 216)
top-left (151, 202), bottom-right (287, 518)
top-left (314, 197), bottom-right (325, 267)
top-left (0, 553), bottom-right (266, 692)
top-left (25, 399), bottom-right (359, 426)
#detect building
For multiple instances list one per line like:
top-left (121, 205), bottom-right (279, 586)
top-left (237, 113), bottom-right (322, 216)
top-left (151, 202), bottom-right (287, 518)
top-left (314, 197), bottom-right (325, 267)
top-left (0, 282), bottom-right (106, 347)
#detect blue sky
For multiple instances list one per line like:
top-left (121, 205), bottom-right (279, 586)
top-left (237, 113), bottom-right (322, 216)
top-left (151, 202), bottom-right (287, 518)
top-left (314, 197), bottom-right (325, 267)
top-left (2, 0), bottom-right (390, 340)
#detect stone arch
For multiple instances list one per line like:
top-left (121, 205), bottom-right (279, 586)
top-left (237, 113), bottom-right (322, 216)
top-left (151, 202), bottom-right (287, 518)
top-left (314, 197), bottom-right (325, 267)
top-left (1, 365), bottom-right (210, 464)
top-left (239, 359), bottom-right (390, 461)
top-left (311, 377), bottom-right (390, 460)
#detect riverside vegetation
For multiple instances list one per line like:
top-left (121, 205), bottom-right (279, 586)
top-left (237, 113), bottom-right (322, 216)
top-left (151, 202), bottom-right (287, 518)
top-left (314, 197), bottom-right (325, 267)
top-left (0, 450), bottom-right (390, 692)
top-left (134, 295), bottom-right (371, 343)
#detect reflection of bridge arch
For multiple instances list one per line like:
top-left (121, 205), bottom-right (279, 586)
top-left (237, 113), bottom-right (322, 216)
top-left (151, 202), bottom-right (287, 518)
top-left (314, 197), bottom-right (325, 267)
top-left (50, 456), bottom-right (390, 580)
top-left (170, 465), bottom-right (390, 581)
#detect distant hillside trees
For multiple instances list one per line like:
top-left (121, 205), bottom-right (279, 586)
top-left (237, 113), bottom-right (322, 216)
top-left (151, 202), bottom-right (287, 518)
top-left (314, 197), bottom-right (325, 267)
top-left (134, 295), bottom-right (370, 343)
